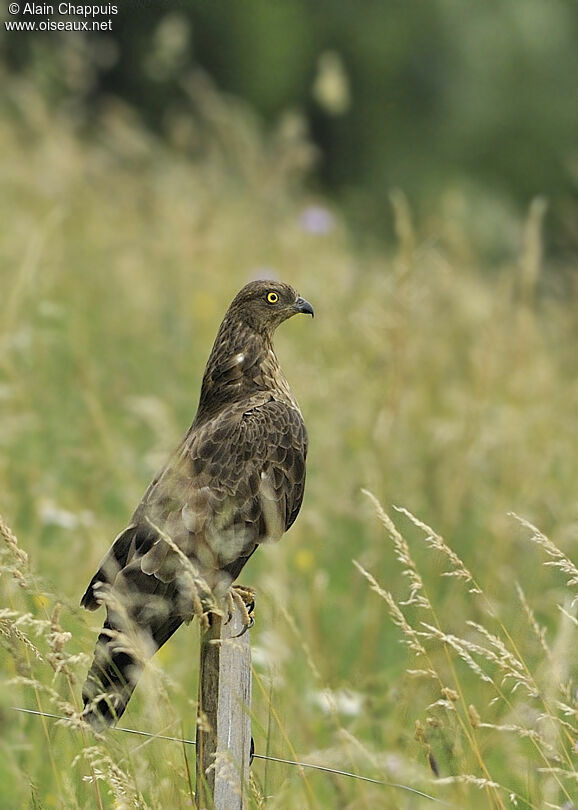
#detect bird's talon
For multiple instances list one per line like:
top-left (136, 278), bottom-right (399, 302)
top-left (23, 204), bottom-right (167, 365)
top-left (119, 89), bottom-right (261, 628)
top-left (233, 614), bottom-right (254, 637)
top-left (226, 585), bottom-right (256, 635)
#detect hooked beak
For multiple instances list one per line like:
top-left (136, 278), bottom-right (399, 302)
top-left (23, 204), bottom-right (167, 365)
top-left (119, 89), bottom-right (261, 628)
top-left (294, 296), bottom-right (314, 318)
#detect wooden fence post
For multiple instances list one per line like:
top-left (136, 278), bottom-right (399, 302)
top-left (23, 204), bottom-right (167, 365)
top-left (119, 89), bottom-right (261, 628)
top-left (195, 604), bottom-right (252, 810)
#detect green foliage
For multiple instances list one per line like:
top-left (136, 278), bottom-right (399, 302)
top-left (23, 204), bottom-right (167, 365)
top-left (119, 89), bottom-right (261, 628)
top-left (2, 80), bottom-right (578, 809)
top-left (2, 1), bottom-right (577, 250)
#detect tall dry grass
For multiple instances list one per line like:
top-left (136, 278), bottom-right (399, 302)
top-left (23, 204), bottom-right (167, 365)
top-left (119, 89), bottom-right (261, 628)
top-left (1, 75), bottom-right (578, 809)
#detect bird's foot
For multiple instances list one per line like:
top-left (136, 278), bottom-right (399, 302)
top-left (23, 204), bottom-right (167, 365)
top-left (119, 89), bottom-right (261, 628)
top-left (227, 585), bottom-right (256, 636)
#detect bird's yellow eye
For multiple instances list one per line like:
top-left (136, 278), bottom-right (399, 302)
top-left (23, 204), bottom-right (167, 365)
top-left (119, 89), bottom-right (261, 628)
top-left (267, 291), bottom-right (279, 304)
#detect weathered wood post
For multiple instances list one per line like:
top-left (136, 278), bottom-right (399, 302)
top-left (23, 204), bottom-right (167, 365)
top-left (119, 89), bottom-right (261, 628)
top-left (195, 604), bottom-right (252, 810)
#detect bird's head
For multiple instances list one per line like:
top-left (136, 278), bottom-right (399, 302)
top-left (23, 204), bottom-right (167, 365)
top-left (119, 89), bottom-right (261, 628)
top-left (228, 280), bottom-right (314, 335)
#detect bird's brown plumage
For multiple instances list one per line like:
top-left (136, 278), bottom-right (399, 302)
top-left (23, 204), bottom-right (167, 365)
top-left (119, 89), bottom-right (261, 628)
top-left (80, 280), bottom-right (313, 727)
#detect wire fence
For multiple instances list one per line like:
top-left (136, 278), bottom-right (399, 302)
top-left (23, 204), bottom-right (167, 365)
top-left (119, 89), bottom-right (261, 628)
top-left (12, 706), bottom-right (451, 806)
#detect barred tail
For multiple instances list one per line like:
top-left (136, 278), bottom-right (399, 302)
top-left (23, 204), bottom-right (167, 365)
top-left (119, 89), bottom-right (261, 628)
top-left (81, 570), bottom-right (184, 729)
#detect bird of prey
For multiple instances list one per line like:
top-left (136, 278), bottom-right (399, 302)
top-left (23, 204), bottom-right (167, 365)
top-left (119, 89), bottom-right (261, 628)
top-left (80, 280), bottom-right (313, 728)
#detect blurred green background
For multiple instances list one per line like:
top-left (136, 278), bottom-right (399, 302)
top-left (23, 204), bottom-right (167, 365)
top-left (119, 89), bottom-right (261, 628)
top-left (3, 0), bottom-right (578, 254)
top-left (2, 2), bottom-right (578, 809)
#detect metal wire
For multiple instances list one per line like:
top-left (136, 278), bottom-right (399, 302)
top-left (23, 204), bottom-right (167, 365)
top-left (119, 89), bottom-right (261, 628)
top-left (12, 706), bottom-right (453, 805)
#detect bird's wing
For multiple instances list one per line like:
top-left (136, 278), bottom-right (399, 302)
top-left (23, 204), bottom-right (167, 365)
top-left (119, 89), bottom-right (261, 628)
top-left (81, 396), bottom-right (307, 610)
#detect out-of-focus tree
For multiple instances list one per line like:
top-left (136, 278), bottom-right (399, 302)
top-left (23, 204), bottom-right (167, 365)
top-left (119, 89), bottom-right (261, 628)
top-left (2, 0), bottom-right (577, 255)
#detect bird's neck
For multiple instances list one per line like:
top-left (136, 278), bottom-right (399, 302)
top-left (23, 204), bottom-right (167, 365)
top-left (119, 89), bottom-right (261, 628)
top-left (195, 317), bottom-right (295, 421)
